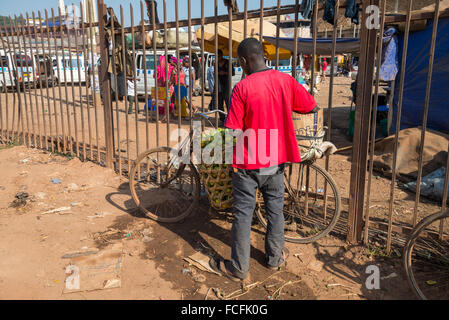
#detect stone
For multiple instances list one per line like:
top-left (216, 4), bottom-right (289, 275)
top-left (307, 260), bottom-right (324, 273)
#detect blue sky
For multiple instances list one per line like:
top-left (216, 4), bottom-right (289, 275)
top-left (2, 0), bottom-right (300, 25)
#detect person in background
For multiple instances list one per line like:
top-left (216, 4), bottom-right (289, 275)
top-left (216, 49), bottom-right (235, 123)
top-left (169, 57), bottom-right (189, 118)
top-left (127, 77), bottom-right (137, 114)
top-left (154, 55), bottom-right (175, 122)
top-left (209, 38), bottom-right (319, 281)
top-left (321, 58), bottom-right (328, 83)
top-left (182, 56), bottom-right (198, 113)
top-left (207, 58), bottom-right (215, 111)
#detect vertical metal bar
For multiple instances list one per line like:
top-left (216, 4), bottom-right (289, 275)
top-left (37, 11), bottom-right (50, 151)
top-left (188, 0), bottom-right (193, 130)
top-left (62, 9), bottom-right (79, 157)
top-left (164, 0), bottom-right (170, 146)
top-left (292, 0), bottom-right (299, 79)
top-left (50, 9), bottom-right (66, 153)
top-left (44, 10), bottom-right (60, 153)
top-left (110, 6), bottom-right (121, 174)
top-left (175, 0), bottom-right (181, 131)
top-left (130, 4), bottom-right (140, 166)
top-left (440, 144), bottom-right (449, 239)
top-left (4, 18), bottom-right (20, 143)
top-left (58, 8), bottom-right (73, 155)
top-left (214, 0), bottom-right (218, 128)
top-left (141, 1), bottom-right (149, 168)
top-left (200, 0), bottom-right (205, 114)
top-left (259, 0), bottom-right (264, 43)
top-left (228, 3), bottom-right (233, 109)
top-left (120, 5), bottom-right (131, 174)
top-left (87, 1), bottom-right (100, 162)
top-left (412, 0), bottom-right (440, 227)
top-left (275, 0), bottom-right (281, 71)
top-left (387, 0), bottom-right (413, 253)
top-left (80, 3), bottom-right (92, 160)
top-left (21, 14), bottom-right (37, 147)
top-left (49, 10), bottom-right (64, 153)
top-left (326, 0), bottom-right (339, 141)
top-left (244, 0), bottom-right (248, 40)
top-left (364, 0), bottom-right (387, 245)
top-left (47, 8), bottom-right (65, 153)
top-left (12, 16), bottom-right (30, 147)
top-left (323, 0), bottom-right (340, 221)
top-left (309, 0), bottom-right (318, 95)
top-left (71, 5), bottom-right (86, 160)
top-left (0, 24), bottom-right (9, 142)
top-left (151, 1), bottom-right (160, 148)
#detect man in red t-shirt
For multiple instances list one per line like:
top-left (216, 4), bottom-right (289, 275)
top-left (322, 58), bottom-right (328, 83)
top-left (209, 38), bottom-right (318, 281)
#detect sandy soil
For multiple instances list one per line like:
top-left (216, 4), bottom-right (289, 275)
top-left (1, 75), bottom-right (443, 300)
top-left (0, 144), bottom-right (418, 300)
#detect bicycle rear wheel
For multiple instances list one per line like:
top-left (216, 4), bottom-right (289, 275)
top-left (129, 147), bottom-right (201, 223)
top-left (403, 210), bottom-right (449, 300)
top-left (255, 162), bottom-right (341, 244)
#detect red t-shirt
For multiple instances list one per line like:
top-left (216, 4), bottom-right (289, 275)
top-left (225, 69), bottom-right (317, 170)
top-left (322, 61), bottom-right (328, 72)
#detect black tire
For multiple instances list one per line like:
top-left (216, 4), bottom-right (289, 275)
top-left (255, 162), bottom-right (341, 244)
top-left (403, 210), bottom-right (449, 300)
top-left (129, 147), bottom-right (201, 223)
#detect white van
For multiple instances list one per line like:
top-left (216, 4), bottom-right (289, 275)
top-left (202, 53), bottom-right (243, 92)
top-left (0, 50), bottom-right (37, 91)
top-left (0, 50), bottom-right (14, 92)
top-left (52, 52), bottom-right (87, 84)
top-left (112, 49), bottom-right (177, 97)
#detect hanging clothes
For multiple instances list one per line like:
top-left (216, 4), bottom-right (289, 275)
top-left (105, 7), bottom-right (133, 78)
top-left (323, 0), bottom-right (336, 26)
top-left (301, 0), bottom-right (315, 20)
top-left (379, 27), bottom-right (399, 82)
top-left (345, 0), bottom-right (360, 25)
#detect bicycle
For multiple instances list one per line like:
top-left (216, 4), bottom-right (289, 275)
top-left (129, 110), bottom-right (341, 243)
top-left (403, 210), bottom-right (449, 300)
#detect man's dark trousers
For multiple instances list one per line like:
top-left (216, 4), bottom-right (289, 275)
top-left (229, 164), bottom-right (285, 279)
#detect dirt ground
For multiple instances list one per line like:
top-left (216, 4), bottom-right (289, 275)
top-left (1, 75), bottom-right (444, 300)
top-left (0, 144), bottom-right (419, 300)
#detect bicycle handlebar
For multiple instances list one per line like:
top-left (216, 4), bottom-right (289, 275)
top-left (195, 109), bottom-right (228, 120)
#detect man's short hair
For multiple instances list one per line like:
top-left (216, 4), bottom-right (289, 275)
top-left (237, 38), bottom-right (264, 60)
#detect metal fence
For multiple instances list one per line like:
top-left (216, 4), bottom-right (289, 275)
top-left (0, 0), bottom-right (447, 251)
top-left (0, 1), bottom-right (103, 162)
top-left (350, 0), bottom-right (449, 252)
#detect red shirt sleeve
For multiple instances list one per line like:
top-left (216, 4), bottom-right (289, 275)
top-left (292, 78), bottom-right (317, 114)
top-left (225, 83), bottom-right (245, 130)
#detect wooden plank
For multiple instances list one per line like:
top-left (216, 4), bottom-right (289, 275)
top-left (98, 0), bottom-right (114, 169)
top-left (347, 0), bottom-right (379, 244)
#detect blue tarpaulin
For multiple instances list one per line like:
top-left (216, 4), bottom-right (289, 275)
top-left (391, 18), bottom-right (449, 134)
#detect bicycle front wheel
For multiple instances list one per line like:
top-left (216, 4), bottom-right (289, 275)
top-left (129, 147), bottom-right (201, 223)
top-left (403, 210), bottom-right (449, 300)
top-left (255, 162), bottom-right (341, 244)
